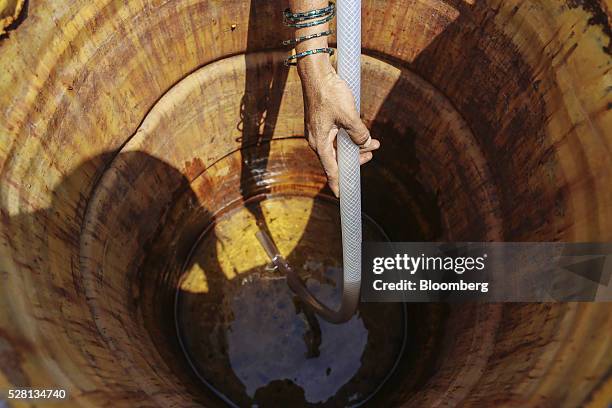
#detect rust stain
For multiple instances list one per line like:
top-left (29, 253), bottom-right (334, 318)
top-left (184, 157), bottom-right (206, 181)
top-left (567, 0), bottom-right (612, 54)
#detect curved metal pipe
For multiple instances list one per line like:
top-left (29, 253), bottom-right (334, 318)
top-left (256, 230), bottom-right (360, 323)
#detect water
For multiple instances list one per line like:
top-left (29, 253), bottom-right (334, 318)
top-left (175, 195), bottom-right (405, 407)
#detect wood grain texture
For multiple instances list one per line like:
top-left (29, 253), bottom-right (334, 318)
top-left (0, 0), bottom-right (610, 407)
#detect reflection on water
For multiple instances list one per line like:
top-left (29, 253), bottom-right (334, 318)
top-left (175, 196), bottom-right (405, 407)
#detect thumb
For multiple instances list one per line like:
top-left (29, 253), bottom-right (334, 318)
top-left (337, 107), bottom-right (371, 147)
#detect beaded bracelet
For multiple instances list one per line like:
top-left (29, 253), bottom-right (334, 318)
top-left (284, 47), bottom-right (335, 66)
top-left (283, 2), bottom-right (336, 66)
top-left (283, 10), bottom-right (335, 29)
top-left (282, 29), bottom-right (334, 46)
top-left (283, 2), bottom-right (335, 21)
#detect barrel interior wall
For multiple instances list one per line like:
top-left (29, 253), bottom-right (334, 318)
top-left (0, 0), bottom-right (610, 407)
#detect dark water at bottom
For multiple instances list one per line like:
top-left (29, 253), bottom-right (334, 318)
top-left (175, 195), bottom-right (405, 407)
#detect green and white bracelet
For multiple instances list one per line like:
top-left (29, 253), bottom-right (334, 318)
top-left (283, 2), bottom-right (335, 25)
top-left (284, 47), bottom-right (335, 66)
top-left (283, 2), bottom-right (336, 66)
top-left (283, 10), bottom-right (335, 29)
top-left (282, 29), bottom-right (334, 47)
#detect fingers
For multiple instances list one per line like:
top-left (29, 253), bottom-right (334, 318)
top-left (324, 150), bottom-right (372, 196)
top-left (336, 105), bottom-right (371, 146)
top-left (359, 137), bottom-right (380, 153)
top-left (359, 151), bottom-right (373, 165)
top-left (335, 106), bottom-right (380, 157)
top-left (317, 128), bottom-right (340, 197)
top-left (321, 150), bottom-right (373, 197)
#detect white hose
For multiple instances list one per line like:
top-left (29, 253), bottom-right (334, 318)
top-left (335, 0), bottom-right (362, 303)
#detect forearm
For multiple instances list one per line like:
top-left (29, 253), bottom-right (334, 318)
top-left (286, 1), bottom-right (377, 197)
top-left (287, 0), bottom-right (334, 81)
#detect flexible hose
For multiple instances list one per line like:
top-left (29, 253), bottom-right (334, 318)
top-left (331, 0), bottom-right (363, 321)
top-left (257, 0), bottom-right (362, 324)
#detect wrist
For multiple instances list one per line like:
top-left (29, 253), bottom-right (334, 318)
top-left (285, 2), bottom-right (335, 82)
top-left (297, 52), bottom-right (334, 80)
top-left (296, 36), bottom-right (334, 82)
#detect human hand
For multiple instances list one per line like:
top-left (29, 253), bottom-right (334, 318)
top-left (298, 56), bottom-right (380, 197)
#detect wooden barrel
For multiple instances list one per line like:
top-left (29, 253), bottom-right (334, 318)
top-left (0, 0), bottom-right (610, 406)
